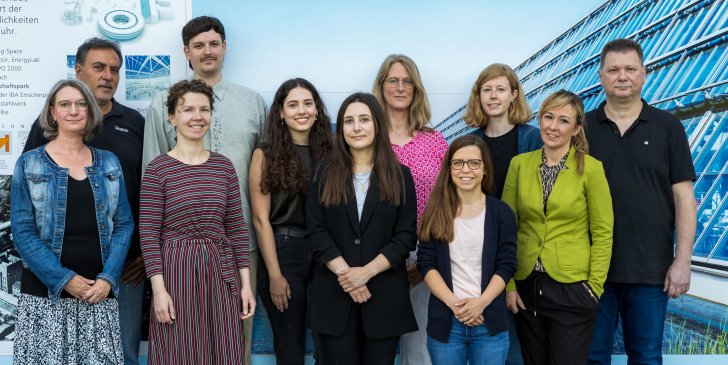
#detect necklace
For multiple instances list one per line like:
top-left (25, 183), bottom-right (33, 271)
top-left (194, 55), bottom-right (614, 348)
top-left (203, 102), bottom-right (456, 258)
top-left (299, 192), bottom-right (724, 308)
top-left (353, 173), bottom-right (370, 192)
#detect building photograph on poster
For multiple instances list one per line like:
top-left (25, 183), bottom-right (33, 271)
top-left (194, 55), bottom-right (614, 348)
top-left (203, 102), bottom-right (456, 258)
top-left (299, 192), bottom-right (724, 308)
top-left (0, 0), bottom-right (726, 363)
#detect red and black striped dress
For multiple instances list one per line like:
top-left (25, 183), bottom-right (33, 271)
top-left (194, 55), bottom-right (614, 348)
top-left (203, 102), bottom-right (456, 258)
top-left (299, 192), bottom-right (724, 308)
top-left (140, 152), bottom-right (249, 364)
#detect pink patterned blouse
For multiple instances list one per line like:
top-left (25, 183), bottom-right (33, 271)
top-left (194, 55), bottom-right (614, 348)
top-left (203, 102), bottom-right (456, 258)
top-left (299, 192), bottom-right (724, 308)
top-left (391, 130), bottom-right (449, 226)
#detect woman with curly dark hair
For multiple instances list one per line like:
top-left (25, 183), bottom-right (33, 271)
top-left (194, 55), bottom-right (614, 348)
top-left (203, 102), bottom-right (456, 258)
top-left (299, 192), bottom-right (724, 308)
top-left (249, 78), bottom-right (333, 365)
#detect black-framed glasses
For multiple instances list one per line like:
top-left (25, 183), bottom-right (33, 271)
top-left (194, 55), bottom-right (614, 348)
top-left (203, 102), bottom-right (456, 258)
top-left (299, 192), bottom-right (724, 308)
top-left (450, 159), bottom-right (483, 170)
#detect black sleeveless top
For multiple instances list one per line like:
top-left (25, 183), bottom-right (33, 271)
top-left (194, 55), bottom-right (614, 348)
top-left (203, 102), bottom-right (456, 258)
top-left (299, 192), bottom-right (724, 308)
top-left (268, 145), bottom-right (312, 229)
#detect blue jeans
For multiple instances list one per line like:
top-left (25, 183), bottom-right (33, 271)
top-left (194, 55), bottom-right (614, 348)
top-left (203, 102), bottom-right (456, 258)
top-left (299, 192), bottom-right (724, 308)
top-left (427, 315), bottom-right (508, 365)
top-left (118, 280), bottom-right (145, 365)
top-left (506, 312), bottom-right (523, 365)
top-left (588, 283), bottom-right (668, 365)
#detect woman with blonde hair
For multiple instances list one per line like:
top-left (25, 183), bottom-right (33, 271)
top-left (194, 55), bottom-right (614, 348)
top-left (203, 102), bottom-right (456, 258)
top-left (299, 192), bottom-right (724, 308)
top-left (465, 63), bottom-right (542, 199)
top-left (502, 90), bottom-right (613, 365)
top-left (373, 54), bottom-right (448, 365)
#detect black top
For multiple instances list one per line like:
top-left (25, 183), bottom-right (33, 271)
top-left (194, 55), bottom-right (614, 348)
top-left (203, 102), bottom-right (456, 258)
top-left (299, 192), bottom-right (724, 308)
top-left (22, 177), bottom-right (110, 298)
top-left (585, 100), bottom-right (695, 285)
top-left (482, 126), bottom-right (518, 199)
top-left (23, 99), bottom-right (144, 261)
top-left (269, 145), bottom-right (312, 229)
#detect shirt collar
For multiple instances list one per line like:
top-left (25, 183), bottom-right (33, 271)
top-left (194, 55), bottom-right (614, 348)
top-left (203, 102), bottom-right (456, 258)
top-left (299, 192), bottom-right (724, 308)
top-left (597, 98), bottom-right (651, 124)
top-left (187, 77), bottom-right (227, 102)
top-left (211, 79), bottom-right (227, 101)
top-left (104, 97), bottom-right (124, 119)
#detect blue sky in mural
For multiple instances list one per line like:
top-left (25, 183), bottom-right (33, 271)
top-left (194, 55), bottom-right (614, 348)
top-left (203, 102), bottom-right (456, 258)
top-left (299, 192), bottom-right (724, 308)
top-left (193, 0), bottom-right (605, 123)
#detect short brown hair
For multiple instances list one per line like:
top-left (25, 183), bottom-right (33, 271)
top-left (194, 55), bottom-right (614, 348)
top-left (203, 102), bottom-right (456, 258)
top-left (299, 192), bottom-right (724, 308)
top-left (39, 79), bottom-right (102, 141)
top-left (166, 79), bottom-right (215, 116)
top-left (600, 38), bottom-right (644, 69)
top-left (463, 63), bottom-right (532, 128)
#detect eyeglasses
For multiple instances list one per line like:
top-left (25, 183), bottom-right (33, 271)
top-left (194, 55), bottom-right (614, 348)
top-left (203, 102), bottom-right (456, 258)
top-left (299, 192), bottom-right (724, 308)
top-left (450, 159), bottom-right (483, 170)
top-left (55, 100), bottom-right (88, 112)
top-left (384, 78), bottom-right (415, 90)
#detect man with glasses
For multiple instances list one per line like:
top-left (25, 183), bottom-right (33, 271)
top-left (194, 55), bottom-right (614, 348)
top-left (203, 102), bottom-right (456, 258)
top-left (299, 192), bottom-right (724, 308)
top-left (23, 37), bottom-right (146, 365)
top-left (586, 38), bottom-right (697, 365)
top-left (142, 16), bottom-right (266, 365)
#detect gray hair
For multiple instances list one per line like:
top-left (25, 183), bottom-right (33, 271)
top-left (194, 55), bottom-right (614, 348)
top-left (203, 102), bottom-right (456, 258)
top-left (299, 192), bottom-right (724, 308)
top-left (39, 79), bottom-right (102, 141)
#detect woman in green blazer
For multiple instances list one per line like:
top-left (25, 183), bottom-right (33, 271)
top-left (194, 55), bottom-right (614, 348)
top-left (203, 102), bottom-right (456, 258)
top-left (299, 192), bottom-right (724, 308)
top-left (501, 90), bottom-right (613, 365)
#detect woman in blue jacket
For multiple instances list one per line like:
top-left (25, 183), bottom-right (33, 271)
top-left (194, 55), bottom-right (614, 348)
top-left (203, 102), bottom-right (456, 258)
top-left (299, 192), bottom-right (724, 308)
top-left (418, 135), bottom-right (517, 365)
top-left (465, 63), bottom-right (541, 365)
top-left (465, 63), bottom-right (542, 199)
top-left (11, 79), bottom-right (134, 365)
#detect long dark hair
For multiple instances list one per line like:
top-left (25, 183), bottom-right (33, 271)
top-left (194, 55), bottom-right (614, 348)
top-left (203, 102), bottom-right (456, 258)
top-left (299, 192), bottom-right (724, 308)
top-left (319, 93), bottom-right (404, 207)
top-left (419, 135), bottom-right (494, 242)
top-left (260, 78), bottom-right (333, 194)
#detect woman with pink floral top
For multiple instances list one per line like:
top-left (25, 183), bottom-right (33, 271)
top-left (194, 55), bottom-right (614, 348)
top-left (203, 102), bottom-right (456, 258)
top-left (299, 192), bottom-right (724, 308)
top-left (373, 54), bottom-right (448, 365)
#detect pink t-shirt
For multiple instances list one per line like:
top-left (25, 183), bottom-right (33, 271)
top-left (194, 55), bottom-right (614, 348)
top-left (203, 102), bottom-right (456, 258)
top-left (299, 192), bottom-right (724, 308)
top-left (391, 130), bottom-right (449, 226)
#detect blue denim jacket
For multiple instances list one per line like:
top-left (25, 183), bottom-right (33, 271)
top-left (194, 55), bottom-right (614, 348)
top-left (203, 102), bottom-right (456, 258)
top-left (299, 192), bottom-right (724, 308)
top-left (10, 145), bottom-right (134, 303)
top-left (470, 124), bottom-right (543, 154)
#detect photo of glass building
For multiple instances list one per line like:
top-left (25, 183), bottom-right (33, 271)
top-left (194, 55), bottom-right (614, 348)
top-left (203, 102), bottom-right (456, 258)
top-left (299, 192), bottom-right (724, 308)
top-left (435, 0), bottom-right (728, 354)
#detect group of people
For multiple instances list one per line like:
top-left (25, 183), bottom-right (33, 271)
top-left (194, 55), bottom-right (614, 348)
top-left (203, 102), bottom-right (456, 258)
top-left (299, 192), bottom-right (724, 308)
top-left (9, 14), bottom-right (696, 365)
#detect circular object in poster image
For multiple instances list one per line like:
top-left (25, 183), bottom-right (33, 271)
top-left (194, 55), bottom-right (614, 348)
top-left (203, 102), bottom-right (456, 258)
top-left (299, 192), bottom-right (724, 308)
top-left (98, 8), bottom-right (145, 41)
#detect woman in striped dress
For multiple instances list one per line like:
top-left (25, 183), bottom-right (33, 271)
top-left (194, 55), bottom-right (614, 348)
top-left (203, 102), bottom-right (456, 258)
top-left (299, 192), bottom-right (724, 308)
top-left (140, 79), bottom-right (255, 364)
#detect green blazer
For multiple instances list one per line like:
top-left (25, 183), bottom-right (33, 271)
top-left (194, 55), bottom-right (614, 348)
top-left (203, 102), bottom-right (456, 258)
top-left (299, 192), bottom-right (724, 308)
top-left (502, 146), bottom-right (613, 297)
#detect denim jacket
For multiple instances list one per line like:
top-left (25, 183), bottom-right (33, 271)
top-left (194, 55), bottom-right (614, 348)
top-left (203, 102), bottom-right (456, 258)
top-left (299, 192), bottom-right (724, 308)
top-left (10, 145), bottom-right (134, 303)
top-left (470, 124), bottom-right (543, 154)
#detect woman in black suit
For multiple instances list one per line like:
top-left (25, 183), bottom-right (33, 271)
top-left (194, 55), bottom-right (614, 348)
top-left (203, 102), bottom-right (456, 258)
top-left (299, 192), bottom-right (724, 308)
top-left (306, 92), bottom-right (418, 364)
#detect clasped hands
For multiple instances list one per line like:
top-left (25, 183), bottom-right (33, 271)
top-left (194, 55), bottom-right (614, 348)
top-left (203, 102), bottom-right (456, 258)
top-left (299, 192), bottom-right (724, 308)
top-left (449, 297), bottom-right (488, 327)
top-left (336, 267), bottom-right (374, 304)
top-left (63, 274), bottom-right (111, 304)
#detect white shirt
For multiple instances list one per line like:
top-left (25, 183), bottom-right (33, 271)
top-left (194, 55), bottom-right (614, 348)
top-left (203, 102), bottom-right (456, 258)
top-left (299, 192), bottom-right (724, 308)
top-left (450, 206), bottom-right (485, 299)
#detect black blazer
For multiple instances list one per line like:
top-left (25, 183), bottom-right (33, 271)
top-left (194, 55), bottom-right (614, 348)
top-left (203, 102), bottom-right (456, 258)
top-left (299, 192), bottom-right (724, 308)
top-left (306, 164), bottom-right (418, 339)
top-left (417, 195), bottom-right (517, 342)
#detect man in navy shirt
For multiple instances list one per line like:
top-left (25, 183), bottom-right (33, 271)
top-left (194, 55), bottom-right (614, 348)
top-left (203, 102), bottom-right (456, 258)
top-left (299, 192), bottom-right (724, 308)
top-left (586, 38), bottom-right (696, 365)
top-left (23, 38), bottom-right (145, 365)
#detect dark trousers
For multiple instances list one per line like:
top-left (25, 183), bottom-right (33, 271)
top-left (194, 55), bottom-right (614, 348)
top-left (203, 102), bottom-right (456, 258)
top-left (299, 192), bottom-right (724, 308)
top-left (319, 304), bottom-right (400, 365)
top-left (514, 272), bottom-right (599, 365)
top-left (258, 231), bottom-right (318, 365)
